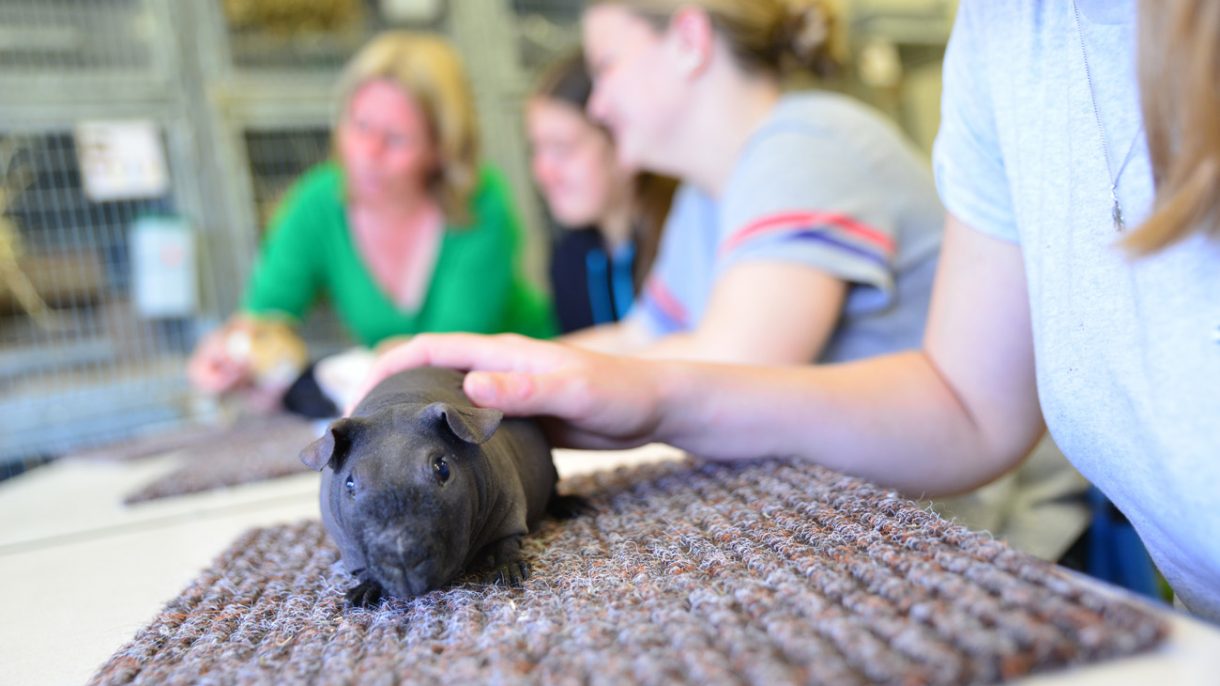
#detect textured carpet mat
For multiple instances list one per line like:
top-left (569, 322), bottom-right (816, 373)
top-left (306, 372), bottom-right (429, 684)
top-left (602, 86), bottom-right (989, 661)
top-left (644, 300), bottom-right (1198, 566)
top-left (91, 459), bottom-right (1167, 685)
top-left (68, 415), bottom-right (313, 463)
top-left (122, 417), bottom-right (319, 504)
top-left (67, 423), bottom-right (226, 463)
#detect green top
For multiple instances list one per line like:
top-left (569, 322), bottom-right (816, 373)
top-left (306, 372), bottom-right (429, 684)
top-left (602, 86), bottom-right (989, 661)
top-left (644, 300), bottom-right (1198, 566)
top-left (242, 162), bottom-right (556, 347)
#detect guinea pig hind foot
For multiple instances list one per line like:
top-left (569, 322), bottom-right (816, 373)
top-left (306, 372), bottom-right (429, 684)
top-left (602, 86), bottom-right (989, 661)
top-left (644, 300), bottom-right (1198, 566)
top-left (345, 578), bottom-right (386, 607)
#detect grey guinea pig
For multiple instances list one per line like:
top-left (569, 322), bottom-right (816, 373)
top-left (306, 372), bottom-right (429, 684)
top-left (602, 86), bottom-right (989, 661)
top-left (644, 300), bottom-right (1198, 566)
top-left (300, 366), bottom-right (589, 607)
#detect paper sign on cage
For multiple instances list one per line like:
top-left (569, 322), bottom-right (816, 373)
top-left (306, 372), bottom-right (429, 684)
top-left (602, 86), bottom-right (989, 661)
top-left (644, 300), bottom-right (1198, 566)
top-left (75, 120), bottom-right (170, 202)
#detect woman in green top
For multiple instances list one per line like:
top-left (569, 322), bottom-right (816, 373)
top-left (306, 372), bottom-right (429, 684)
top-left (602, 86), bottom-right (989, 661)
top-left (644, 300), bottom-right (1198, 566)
top-left (189, 32), bottom-right (554, 399)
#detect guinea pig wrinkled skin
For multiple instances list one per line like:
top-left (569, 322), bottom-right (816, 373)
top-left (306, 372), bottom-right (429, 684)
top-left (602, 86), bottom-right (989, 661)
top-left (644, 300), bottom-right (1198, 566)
top-left (300, 367), bottom-right (589, 607)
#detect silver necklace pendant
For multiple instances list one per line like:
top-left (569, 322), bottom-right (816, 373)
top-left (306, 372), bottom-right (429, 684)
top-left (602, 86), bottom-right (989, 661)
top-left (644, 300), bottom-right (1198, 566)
top-left (1074, 0), bottom-right (1141, 235)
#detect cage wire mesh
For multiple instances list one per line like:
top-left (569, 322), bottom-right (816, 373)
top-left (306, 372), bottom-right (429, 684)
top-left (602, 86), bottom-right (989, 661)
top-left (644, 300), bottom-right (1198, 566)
top-left (244, 127), bottom-right (331, 235)
top-left (0, 0), bottom-right (202, 464)
top-left (0, 127), bottom-right (194, 462)
top-left (0, 0), bottom-right (158, 75)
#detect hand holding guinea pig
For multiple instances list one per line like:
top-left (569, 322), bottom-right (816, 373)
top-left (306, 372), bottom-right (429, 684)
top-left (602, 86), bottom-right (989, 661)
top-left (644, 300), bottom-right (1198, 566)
top-left (300, 366), bottom-right (589, 607)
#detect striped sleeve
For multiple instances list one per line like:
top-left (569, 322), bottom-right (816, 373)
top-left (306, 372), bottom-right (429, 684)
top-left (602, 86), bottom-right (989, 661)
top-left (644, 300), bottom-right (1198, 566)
top-left (719, 210), bottom-right (896, 271)
top-left (716, 124), bottom-right (905, 299)
top-left (636, 276), bottom-right (690, 334)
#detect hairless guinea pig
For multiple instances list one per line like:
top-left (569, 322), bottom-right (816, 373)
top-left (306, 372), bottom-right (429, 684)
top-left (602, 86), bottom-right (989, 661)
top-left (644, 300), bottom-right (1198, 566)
top-left (300, 366), bottom-right (589, 607)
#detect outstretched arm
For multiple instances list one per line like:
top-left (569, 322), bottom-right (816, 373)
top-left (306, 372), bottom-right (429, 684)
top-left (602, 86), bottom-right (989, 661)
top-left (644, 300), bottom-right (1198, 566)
top-left (559, 262), bottom-right (844, 365)
top-left (360, 216), bottom-right (1043, 498)
top-left (559, 316), bottom-right (654, 355)
top-left (635, 262), bottom-right (846, 364)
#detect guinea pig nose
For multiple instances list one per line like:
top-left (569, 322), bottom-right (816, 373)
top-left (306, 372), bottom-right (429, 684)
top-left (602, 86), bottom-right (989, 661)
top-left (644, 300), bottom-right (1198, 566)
top-left (395, 536), bottom-right (428, 564)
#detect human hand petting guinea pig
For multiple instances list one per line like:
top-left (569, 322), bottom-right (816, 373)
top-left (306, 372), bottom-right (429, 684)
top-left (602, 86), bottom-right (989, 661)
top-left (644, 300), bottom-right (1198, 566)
top-left (354, 333), bottom-right (673, 451)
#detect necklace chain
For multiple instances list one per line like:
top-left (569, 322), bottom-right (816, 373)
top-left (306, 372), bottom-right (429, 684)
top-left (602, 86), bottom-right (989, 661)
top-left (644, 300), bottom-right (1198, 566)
top-left (1070, 0), bottom-right (1143, 232)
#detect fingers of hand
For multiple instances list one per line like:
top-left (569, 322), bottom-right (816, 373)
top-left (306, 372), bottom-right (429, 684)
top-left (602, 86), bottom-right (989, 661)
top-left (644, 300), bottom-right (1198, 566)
top-left (464, 369), bottom-right (589, 419)
top-left (352, 333), bottom-right (573, 415)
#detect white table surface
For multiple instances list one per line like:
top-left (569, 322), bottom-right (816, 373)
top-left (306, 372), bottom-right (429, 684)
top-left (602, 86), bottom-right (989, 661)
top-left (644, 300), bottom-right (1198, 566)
top-left (0, 444), bottom-right (1215, 686)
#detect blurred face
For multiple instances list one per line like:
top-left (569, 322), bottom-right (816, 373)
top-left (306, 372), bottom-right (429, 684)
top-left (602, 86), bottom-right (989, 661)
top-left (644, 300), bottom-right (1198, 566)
top-left (337, 80), bottom-right (438, 205)
top-left (582, 4), bottom-right (689, 172)
top-left (527, 97), bottom-right (627, 227)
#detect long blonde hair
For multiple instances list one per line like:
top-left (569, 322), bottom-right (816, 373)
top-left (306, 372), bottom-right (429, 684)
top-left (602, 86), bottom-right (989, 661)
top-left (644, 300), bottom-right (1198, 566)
top-left (1131, 0), bottom-right (1220, 254)
top-left (588, 0), bottom-right (844, 79)
top-left (334, 32), bottom-right (479, 223)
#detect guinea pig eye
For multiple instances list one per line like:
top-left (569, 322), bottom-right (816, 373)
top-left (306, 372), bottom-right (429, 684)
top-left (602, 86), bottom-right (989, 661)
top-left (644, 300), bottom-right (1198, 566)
top-left (344, 474), bottom-right (356, 496)
top-left (432, 455), bottom-right (451, 484)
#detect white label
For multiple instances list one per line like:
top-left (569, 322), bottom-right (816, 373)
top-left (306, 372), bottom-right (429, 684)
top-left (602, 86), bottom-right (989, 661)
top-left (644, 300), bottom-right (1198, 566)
top-left (131, 216), bottom-right (196, 318)
top-left (75, 120), bottom-right (170, 202)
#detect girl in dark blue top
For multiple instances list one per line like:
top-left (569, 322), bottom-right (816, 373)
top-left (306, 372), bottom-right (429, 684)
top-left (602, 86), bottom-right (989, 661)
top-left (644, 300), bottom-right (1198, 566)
top-left (526, 53), bottom-right (676, 333)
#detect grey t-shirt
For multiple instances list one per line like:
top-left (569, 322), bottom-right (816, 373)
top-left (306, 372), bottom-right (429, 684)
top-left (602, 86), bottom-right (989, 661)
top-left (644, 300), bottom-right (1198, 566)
top-left (933, 0), bottom-right (1220, 620)
top-left (632, 92), bottom-right (944, 363)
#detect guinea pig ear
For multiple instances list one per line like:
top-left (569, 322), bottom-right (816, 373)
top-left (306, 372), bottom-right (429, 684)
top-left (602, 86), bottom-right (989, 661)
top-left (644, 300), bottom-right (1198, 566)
top-left (420, 402), bottom-right (503, 445)
top-left (300, 417), bottom-right (359, 471)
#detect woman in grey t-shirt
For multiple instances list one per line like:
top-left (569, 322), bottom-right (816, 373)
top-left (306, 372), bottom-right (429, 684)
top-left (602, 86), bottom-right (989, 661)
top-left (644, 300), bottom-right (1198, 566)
top-left (562, 0), bottom-right (942, 367)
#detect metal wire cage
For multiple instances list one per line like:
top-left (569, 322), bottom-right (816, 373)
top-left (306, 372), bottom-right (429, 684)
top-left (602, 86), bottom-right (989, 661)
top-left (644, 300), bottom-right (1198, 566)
top-left (0, 113), bottom-right (204, 462)
top-left (243, 127), bottom-right (332, 237)
top-left (0, 0), bottom-right (178, 105)
top-left (0, 0), bottom-right (161, 73)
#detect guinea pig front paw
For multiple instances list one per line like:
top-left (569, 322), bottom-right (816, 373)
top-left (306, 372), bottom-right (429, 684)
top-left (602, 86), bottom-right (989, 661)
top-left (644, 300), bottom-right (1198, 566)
top-left (345, 578), bottom-right (386, 607)
top-left (486, 559), bottom-right (531, 587)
